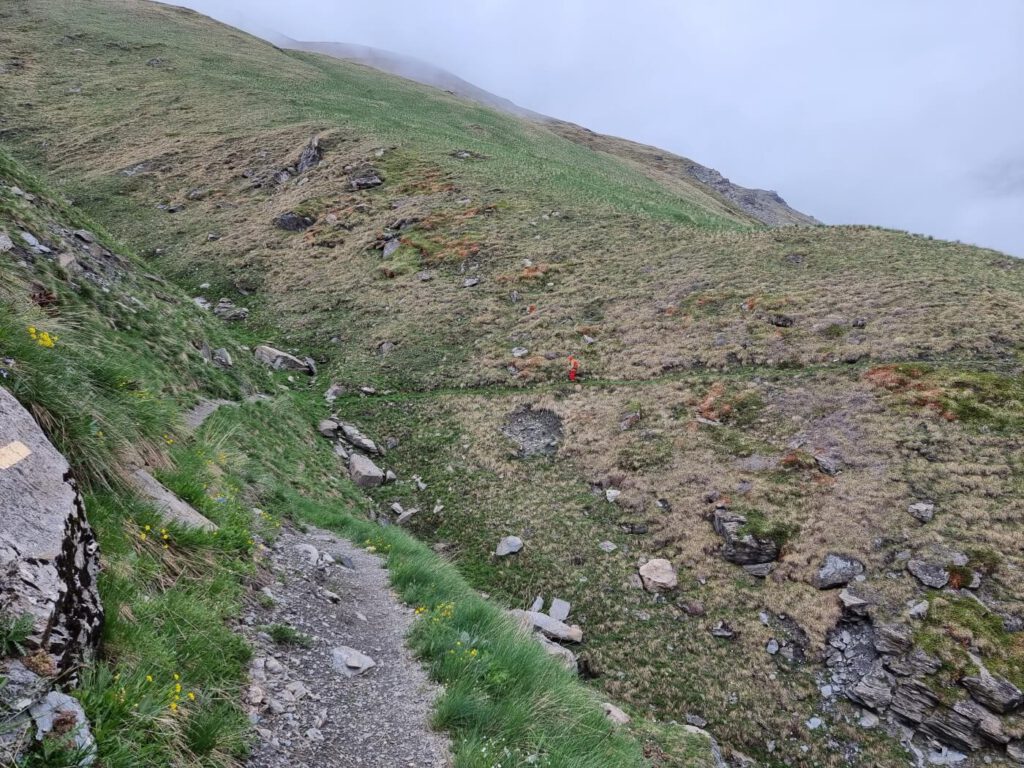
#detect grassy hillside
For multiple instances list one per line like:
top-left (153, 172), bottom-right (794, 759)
top-left (2, 2), bottom-right (1024, 767)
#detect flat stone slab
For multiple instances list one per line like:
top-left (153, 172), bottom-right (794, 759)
top-left (126, 468), bottom-right (218, 531)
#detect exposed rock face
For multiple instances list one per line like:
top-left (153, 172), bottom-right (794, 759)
top-left (254, 345), bottom-right (315, 374)
top-left (638, 559), bottom-right (678, 592)
top-left (813, 552), bottom-right (865, 589)
top-left (712, 510), bottom-right (779, 565)
top-left (0, 388), bottom-right (102, 673)
top-left (961, 673), bottom-right (1023, 714)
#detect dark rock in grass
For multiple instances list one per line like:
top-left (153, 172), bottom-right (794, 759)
top-left (769, 314), bottom-right (794, 328)
top-left (273, 212), bottom-right (313, 231)
top-left (907, 559), bottom-right (949, 589)
top-left (961, 673), bottom-right (1023, 714)
top-left (296, 135), bottom-right (322, 174)
top-left (919, 708), bottom-right (983, 753)
top-left (813, 553), bottom-right (865, 589)
top-left (847, 661), bottom-right (894, 711)
top-left (495, 536), bottom-right (523, 557)
top-left (0, 388), bottom-right (103, 674)
top-left (349, 169), bottom-right (383, 190)
top-left (712, 510), bottom-right (780, 565)
top-left (873, 623), bottom-right (914, 655)
top-left (890, 679), bottom-right (939, 724)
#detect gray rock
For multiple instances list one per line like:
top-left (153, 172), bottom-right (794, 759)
top-left (349, 454), bottom-right (385, 488)
top-left (639, 559), bottom-right (678, 591)
top-left (273, 212), bottom-right (313, 231)
top-left (598, 540), bottom-right (617, 553)
top-left (712, 510), bottom-right (780, 565)
top-left (340, 424), bottom-right (378, 454)
top-left (813, 553), bottom-right (865, 589)
top-left (858, 711), bottom-right (879, 729)
top-left (529, 596), bottom-right (544, 612)
top-left (254, 345), bottom-right (314, 374)
top-left (847, 661), bottom-right (895, 711)
top-left (511, 347), bottom-right (529, 358)
top-left (953, 698), bottom-right (1009, 744)
top-left (908, 559), bottom-right (950, 589)
top-left (909, 501), bottom-right (936, 522)
top-left (686, 714), bottom-right (708, 728)
top-left (1007, 740), bottom-right (1024, 763)
top-left (766, 638), bottom-right (780, 655)
top-left (382, 238), bottom-right (401, 258)
top-left (318, 419), bottom-right (340, 437)
top-left (0, 232), bottom-right (14, 252)
top-left (350, 171), bottom-right (383, 190)
top-left (462, 277), bottom-right (480, 288)
top-left (909, 600), bottom-right (930, 619)
top-left (508, 609), bottom-right (582, 643)
top-left (212, 348), bottom-right (233, 368)
top-left (212, 298), bottom-right (248, 321)
top-left (919, 708), bottom-right (983, 753)
top-left (0, 389), bottom-right (103, 672)
top-left (548, 598), bottom-right (571, 622)
top-left (890, 679), bottom-right (939, 723)
top-left (126, 468), bottom-right (218, 531)
top-left (29, 692), bottom-right (96, 765)
top-left (296, 135), bottom-right (322, 174)
top-left (330, 646), bottom-right (376, 677)
top-left (743, 562), bottom-right (776, 578)
top-left (495, 536), bottom-right (523, 557)
top-left (960, 672), bottom-right (1023, 714)
top-left (874, 623), bottom-right (914, 655)
top-left (806, 716), bottom-right (823, 730)
top-left (532, 631), bottom-right (577, 671)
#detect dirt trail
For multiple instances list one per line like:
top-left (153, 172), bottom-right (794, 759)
top-left (243, 522), bottom-right (450, 768)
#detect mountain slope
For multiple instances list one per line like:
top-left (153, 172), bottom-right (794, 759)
top-left (2, 2), bottom-right (1024, 767)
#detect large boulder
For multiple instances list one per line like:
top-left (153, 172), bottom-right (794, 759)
top-left (712, 510), bottom-right (780, 565)
top-left (0, 388), bottom-right (103, 673)
top-left (348, 454), bottom-right (384, 488)
top-left (254, 345), bottom-right (314, 375)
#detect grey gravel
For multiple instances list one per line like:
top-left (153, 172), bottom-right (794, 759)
top-left (244, 523), bottom-right (450, 768)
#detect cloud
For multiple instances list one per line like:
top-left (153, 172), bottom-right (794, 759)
top-left (165, 0), bottom-right (1024, 256)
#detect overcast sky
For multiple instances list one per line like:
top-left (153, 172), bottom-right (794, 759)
top-left (169, 1), bottom-right (1023, 257)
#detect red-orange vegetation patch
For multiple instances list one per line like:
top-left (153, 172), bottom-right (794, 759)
top-left (697, 382), bottom-right (731, 421)
top-left (864, 365), bottom-right (956, 420)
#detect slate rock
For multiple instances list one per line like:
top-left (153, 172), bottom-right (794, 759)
top-left (712, 510), bottom-right (780, 565)
top-left (602, 703), bottom-right (630, 725)
top-left (340, 423), bottom-right (378, 454)
top-left (127, 468), bottom-right (218, 531)
top-left (960, 672), bottom-right (1023, 714)
top-left (29, 692), bottom-right (96, 765)
top-left (813, 553), bottom-right (865, 589)
top-left (508, 609), bottom-right (582, 643)
top-left (548, 598), bottom-right (571, 622)
top-left (908, 559), bottom-right (950, 589)
top-left (296, 135), bottom-right (322, 174)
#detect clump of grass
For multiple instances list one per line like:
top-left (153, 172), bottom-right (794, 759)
top-left (617, 433), bottom-right (673, 471)
top-left (265, 623), bottom-right (312, 648)
top-left (0, 611), bottom-right (34, 657)
top-left (738, 510), bottom-right (800, 548)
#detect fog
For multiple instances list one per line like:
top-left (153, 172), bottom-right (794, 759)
top-left (168, 1), bottom-right (1023, 256)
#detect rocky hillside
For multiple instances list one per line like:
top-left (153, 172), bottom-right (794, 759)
top-left (2, 1), bottom-right (1024, 767)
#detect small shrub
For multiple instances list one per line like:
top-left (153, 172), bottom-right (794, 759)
top-left (0, 612), bottom-right (34, 657)
top-left (266, 623), bottom-right (312, 648)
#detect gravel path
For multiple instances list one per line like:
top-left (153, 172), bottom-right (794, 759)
top-left (242, 523), bottom-right (451, 768)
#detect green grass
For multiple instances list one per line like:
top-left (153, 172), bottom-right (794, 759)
top-left (0, 612), bottom-right (34, 657)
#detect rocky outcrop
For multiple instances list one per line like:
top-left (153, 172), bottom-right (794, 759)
top-left (254, 345), bottom-right (315, 374)
top-left (830, 608), bottom-right (1023, 761)
top-left (712, 510), bottom-right (779, 565)
top-left (0, 388), bottom-right (103, 673)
